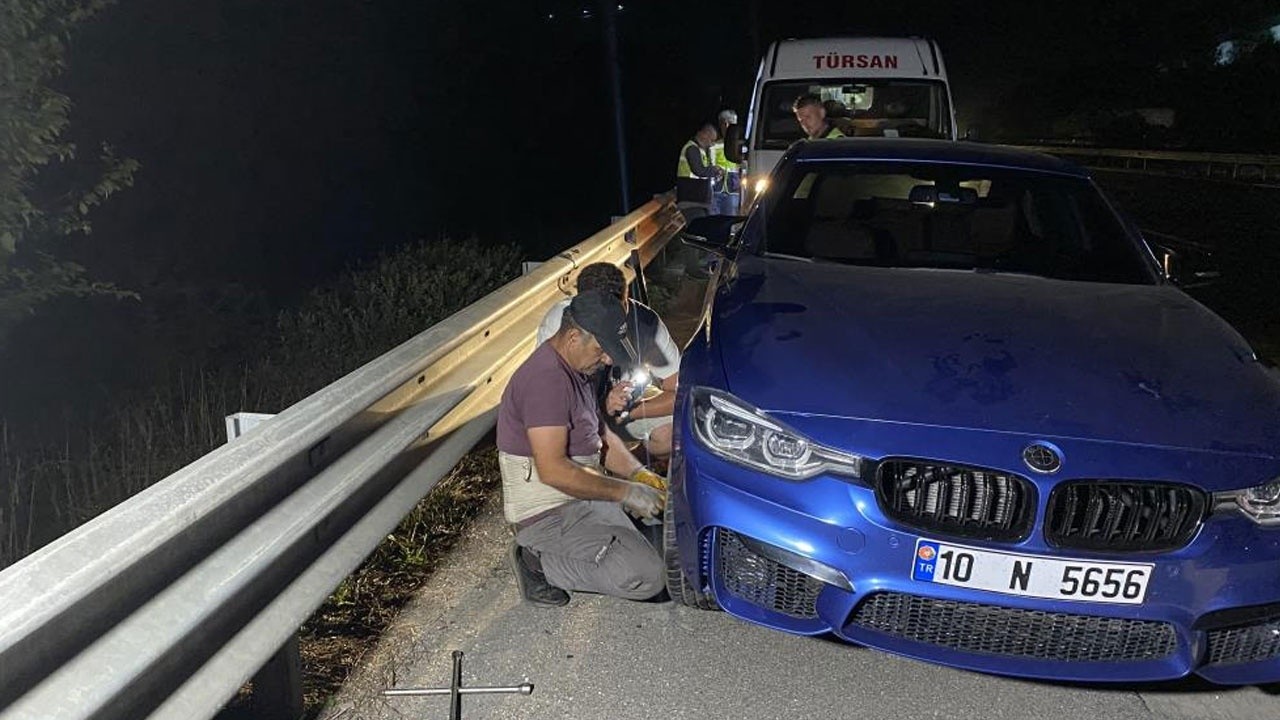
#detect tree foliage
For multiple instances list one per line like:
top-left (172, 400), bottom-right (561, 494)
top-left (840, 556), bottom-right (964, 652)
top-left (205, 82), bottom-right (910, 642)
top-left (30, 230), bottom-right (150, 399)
top-left (0, 0), bottom-right (138, 346)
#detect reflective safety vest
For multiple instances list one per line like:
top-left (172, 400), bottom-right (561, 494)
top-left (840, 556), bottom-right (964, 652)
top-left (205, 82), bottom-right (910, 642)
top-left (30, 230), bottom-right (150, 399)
top-left (822, 124), bottom-right (846, 139)
top-left (711, 141), bottom-right (738, 171)
top-left (711, 141), bottom-right (740, 192)
top-left (676, 139), bottom-right (711, 178)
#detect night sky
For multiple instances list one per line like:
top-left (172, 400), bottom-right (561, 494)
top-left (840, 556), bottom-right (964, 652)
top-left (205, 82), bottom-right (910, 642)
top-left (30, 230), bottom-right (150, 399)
top-left (47, 0), bottom-right (1280, 300)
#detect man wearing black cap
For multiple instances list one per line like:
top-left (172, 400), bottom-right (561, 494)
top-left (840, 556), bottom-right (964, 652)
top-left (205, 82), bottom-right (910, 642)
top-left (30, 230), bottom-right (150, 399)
top-left (496, 290), bottom-right (666, 606)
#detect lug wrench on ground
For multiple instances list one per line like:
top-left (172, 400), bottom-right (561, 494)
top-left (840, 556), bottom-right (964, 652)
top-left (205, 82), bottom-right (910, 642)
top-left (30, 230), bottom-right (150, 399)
top-left (382, 650), bottom-right (533, 719)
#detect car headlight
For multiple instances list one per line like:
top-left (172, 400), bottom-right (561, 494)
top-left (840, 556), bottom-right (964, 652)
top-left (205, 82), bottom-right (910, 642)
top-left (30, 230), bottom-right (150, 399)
top-left (740, 175), bottom-right (769, 207)
top-left (691, 387), bottom-right (863, 481)
top-left (1213, 478), bottom-right (1280, 526)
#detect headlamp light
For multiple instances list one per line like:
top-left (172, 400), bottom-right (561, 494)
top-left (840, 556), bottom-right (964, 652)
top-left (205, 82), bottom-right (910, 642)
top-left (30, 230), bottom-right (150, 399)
top-left (617, 366), bottom-right (651, 407)
top-left (621, 366), bottom-right (651, 389)
top-left (691, 387), bottom-right (862, 481)
top-left (1213, 478), bottom-right (1280, 526)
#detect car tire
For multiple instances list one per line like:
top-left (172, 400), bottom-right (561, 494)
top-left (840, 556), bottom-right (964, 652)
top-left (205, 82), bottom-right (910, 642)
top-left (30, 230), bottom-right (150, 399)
top-left (663, 493), bottom-right (719, 610)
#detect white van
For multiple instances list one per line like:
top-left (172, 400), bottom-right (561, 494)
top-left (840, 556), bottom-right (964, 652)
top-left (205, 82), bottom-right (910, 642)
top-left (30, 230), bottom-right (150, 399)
top-left (741, 37), bottom-right (958, 200)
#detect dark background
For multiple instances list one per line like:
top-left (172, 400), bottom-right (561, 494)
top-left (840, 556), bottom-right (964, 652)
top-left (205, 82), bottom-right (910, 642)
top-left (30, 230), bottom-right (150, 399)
top-left (3, 0), bottom-right (1278, 426)
top-left (55, 0), bottom-right (1277, 291)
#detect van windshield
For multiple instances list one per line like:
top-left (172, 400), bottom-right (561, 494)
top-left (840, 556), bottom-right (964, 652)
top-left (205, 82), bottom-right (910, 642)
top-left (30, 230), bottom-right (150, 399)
top-left (758, 161), bottom-right (1156, 285)
top-left (756, 80), bottom-right (952, 149)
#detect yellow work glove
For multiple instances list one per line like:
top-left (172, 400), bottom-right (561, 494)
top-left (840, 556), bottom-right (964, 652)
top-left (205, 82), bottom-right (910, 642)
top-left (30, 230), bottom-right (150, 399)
top-left (629, 467), bottom-right (667, 493)
top-left (621, 482), bottom-right (664, 519)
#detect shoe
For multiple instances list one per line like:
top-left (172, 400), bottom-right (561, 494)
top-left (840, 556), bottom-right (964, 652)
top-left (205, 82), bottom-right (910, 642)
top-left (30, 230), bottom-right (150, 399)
top-left (508, 543), bottom-right (570, 607)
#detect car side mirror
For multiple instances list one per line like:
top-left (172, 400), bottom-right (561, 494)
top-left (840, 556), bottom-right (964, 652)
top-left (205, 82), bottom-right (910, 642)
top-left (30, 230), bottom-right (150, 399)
top-left (1152, 242), bottom-right (1221, 289)
top-left (681, 214), bottom-right (746, 257)
top-left (1123, 216), bottom-right (1221, 289)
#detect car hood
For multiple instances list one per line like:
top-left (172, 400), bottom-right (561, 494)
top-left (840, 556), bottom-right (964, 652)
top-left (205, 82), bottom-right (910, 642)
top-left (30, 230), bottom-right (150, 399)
top-left (715, 258), bottom-right (1280, 456)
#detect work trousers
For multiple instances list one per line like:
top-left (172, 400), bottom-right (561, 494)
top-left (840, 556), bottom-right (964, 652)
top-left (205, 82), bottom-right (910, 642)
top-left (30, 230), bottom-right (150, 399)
top-left (515, 499), bottom-right (665, 601)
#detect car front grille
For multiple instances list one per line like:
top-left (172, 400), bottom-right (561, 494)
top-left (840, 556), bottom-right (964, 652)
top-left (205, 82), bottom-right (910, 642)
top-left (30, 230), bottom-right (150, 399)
top-left (1205, 621), bottom-right (1280, 666)
top-left (1045, 481), bottom-right (1206, 552)
top-left (849, 592), bottom-right (1178, 662)
top-left (715, 529), bottom-right (823, 619)
top-left (1201, 604), bottom-right (1280, 666)
top-left (875, 459), bottom-right (1035, 542)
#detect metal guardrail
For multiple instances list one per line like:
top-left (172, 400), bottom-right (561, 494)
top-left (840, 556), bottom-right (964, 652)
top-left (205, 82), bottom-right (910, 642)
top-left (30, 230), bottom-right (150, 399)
top-left (1007, 144), bottom-right (1280, 185)
top-left (0, 193), bottom-right (684, 720)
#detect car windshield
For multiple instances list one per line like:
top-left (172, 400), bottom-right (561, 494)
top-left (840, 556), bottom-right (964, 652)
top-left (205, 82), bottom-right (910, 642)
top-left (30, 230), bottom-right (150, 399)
top-left (758, 161), bottom-right (1156, 285)
top-left (756, 80), bottom-right (951, 148)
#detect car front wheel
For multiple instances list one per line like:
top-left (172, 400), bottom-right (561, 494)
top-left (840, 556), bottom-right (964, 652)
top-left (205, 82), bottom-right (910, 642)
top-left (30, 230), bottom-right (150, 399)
top-left (663, 494), bottom-right (719, 610)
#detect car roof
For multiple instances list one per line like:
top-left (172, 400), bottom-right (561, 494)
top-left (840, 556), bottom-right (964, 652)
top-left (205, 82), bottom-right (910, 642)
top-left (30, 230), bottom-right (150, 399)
top-left (789, 138), bottom-right (1089, 178)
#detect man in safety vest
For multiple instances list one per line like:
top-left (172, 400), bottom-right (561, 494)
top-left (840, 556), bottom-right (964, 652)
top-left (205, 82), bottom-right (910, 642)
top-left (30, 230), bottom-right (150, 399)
top-left (675, 122), bottom-right (722, 210)
top-left (710, 109), bottom-right (742, 216)
top-left (792, 93), bottom-right (847, 140)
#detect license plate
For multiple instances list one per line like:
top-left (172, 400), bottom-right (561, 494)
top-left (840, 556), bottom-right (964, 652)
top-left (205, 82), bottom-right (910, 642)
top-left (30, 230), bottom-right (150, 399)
top-left (911, 539), bottom-right (1153, 605)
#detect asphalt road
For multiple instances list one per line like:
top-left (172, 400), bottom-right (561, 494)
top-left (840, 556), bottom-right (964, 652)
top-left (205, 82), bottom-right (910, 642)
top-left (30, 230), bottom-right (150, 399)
top-left (320, 499), bottom-right (1280, 720)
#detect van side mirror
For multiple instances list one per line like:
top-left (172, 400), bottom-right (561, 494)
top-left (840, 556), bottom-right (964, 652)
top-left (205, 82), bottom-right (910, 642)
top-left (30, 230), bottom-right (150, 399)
top-left (724, 124), bottom-right (745, 164)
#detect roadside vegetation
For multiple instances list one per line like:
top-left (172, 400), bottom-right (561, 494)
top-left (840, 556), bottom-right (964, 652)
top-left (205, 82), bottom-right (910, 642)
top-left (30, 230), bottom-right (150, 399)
top-left (0, 236), bottom-right (522, 566)
top-left (1, 0), bottom-right (139, 349)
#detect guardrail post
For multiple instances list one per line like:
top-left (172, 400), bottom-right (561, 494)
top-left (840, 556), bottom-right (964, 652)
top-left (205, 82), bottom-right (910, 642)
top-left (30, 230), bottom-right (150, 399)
top-left (222, 412), bottom-right (304, 719)
top-left (251, 634), bottom-right (304, 719)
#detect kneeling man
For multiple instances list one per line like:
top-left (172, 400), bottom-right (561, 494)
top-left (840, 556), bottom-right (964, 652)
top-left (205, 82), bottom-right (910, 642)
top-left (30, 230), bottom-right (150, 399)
top-left (497, 290), bottom-right (666, 606)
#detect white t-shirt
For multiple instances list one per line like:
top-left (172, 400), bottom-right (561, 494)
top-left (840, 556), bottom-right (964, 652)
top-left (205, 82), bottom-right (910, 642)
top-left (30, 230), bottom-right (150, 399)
top-left (535, 298), bottom-right (572, 347)
top-left (536, 297), bottom-right (680, 380)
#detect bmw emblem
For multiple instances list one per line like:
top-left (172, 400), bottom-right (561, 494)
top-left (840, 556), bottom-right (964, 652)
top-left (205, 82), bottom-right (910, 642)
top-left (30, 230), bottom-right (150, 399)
top-left (1022, 443), bottom-right (1062, 474)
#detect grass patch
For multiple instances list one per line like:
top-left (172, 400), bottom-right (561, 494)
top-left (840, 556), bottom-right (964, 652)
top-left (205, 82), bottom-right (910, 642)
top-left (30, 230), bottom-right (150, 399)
top-left (295, 449), bottom-right (501, 716)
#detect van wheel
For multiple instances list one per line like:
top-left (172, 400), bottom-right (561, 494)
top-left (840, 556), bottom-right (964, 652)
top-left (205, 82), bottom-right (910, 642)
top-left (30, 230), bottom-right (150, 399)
top-left (663, 495), bottom-right (719, 610)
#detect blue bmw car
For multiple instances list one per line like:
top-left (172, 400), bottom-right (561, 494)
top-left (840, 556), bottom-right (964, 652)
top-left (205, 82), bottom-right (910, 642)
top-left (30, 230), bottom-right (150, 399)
top-left (664, 138), bottom-right (1280, 684)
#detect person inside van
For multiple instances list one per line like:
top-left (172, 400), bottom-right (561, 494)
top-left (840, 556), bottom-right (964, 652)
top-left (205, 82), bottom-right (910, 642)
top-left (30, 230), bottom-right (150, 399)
top-left (792, 94), bottom-right (849, 139)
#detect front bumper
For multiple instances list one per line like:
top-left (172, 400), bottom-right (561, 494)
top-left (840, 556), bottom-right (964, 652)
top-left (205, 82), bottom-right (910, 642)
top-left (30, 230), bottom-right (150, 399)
top-left (670, 447), bottom-right (1280, 685)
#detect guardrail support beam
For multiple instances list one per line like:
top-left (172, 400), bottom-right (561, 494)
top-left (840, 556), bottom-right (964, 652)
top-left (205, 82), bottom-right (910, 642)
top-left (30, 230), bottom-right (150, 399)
top-left (250, 634), bottom-right (303, 719)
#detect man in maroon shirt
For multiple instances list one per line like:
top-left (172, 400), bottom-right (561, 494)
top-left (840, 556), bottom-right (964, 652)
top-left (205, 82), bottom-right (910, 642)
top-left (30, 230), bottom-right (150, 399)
top-left (497, 290), bottom-right (666, 606)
